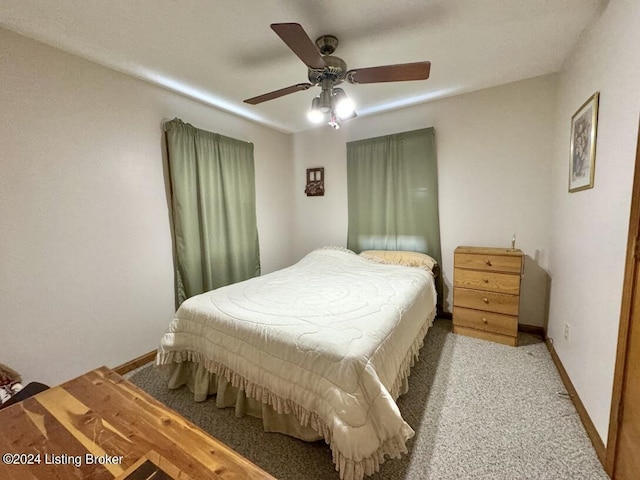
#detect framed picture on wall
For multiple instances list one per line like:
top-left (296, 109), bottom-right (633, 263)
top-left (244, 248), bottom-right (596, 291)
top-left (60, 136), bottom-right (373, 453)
top-left (569, 91), bottom-right (599, 192)
top-left (305, 167), bottom-right (324, 196)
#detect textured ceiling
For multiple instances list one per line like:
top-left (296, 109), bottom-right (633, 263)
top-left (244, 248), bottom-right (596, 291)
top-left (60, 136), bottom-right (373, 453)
top-left (0, 0), bottom-right (606, 133)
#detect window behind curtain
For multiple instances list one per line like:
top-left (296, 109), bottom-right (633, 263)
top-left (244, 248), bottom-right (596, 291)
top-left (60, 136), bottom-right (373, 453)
top-left (347, 127), bottom-right (441, 296)
top-left (164, 118), bottom-right (260, 305)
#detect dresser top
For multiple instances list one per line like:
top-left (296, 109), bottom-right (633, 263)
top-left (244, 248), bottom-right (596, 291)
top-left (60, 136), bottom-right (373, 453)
top-left (455, 246), bottom-right (523, 257)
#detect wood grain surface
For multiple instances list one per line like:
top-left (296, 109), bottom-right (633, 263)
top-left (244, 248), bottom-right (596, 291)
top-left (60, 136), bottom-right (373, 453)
top-left (453, 268), bottom-right (520, 294)
top-left (453, 246), bottom-right (523, 346)
top-left (454, 247), bottom-right (523, 274)
top-left (453, 287), bottom-right (520, 316)
top-left (0, 367), bottom-right (276, 480)
top-left (452, 306), bottom-right (518, 337)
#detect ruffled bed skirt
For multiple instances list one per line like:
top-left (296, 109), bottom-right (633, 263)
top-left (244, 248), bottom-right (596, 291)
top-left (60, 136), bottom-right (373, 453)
top-left (157, 358), bottom-right (419, 480)
top-left (159, 359), bottom-right (417, 444)
top-left (160, 359), bottom-right (323, 441)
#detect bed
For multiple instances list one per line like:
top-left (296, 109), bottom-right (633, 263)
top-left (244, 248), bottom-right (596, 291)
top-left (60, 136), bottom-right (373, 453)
top-left (157, 247), bottom-right (437, 480)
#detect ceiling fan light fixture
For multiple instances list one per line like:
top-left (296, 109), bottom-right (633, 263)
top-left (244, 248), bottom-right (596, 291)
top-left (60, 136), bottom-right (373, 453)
top-left (308, 112), bottom-right (324, 124)
top-left (307, 96), bottom-right (325, 123)
top-left (308, 111), bottom-right (325, 123)
top-left (333, 88), bottom-right (355, 120)
top-left (319, 88), bottom-right (332, 113)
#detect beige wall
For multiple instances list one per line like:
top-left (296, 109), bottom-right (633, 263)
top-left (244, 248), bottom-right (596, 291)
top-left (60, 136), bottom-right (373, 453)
top-left (291, 74), bottom-right (558, 328)
top-left (0, 28), bottom-right (294, 386)
top-left (548, 0), bottom-right (640, 443)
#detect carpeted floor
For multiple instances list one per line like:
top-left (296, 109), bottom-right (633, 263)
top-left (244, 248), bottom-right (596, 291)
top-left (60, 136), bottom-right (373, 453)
top-left (127, 319), bottom-right (609, 479)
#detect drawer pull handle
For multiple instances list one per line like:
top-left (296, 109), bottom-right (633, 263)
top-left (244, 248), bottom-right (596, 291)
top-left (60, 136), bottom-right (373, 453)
top-left (482, 317), bottom-right (488, 324)
top-left (483, 297), bottom-right (489, 304)
top-left (486, 259), bottom-right (492, 266)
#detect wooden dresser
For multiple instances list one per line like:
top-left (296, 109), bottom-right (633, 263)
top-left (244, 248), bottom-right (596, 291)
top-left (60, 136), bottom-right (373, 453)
top-left (453, 246), bottom-right (524, 346)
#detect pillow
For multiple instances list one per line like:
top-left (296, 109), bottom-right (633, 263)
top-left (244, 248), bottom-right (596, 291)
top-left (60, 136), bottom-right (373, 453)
top-left (359, 250), bottom-right (438, 275)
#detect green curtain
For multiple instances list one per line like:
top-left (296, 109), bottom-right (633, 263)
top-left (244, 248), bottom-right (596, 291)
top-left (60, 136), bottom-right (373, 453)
top-left (165, 118), bottom-right (260, 305)
top-left (347, 127), bottom-right (442, 298)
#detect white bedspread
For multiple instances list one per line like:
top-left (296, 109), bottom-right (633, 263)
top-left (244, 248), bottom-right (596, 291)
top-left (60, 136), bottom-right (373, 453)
top-left (157, 247), bottom-right (436, 479)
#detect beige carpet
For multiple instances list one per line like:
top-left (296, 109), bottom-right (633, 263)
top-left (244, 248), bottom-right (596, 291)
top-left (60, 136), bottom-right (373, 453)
top-left (128, 319), bottom-right (609, 479)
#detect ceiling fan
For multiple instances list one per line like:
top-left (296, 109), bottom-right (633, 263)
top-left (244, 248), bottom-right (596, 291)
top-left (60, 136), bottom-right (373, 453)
top-left (244, 23), bottom-right (431, 128)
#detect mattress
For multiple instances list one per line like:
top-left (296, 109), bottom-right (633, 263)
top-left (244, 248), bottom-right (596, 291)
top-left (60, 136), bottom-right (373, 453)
top-left (157, 247), bottom-right (437, 479)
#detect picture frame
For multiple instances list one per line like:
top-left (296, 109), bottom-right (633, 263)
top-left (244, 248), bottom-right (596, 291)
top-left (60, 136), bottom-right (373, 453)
top-left (569, 92), bottom-right (599, 192)
top-left (305, 167), bottom-right (324, 196)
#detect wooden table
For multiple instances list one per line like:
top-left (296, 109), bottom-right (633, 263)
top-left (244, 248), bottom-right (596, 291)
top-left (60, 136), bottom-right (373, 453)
top-left (0, 366), bottom-right (276, 479)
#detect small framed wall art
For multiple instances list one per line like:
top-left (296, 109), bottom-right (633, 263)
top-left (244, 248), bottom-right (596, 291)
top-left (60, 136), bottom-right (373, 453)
top-left (305, 167), bottom-right (324, 196)
top-left (569, 92), bottom-right (599, 193)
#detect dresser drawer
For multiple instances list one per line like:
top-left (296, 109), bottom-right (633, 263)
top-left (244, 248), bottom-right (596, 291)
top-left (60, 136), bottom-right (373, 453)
top-left (454, 253), bottom-right (522, 274)
top-left (453, 307), bottom-right (517, 337)
top-left (453, 268), bottom-right (520, 294)
top-left (453, 287), bottom-right (520, 316)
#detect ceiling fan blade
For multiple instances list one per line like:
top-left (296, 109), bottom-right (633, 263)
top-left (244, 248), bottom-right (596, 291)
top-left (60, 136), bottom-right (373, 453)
top-left (271, 23), bottom-right (326, 69)
top-left (244, 83), bottom-right (313, 105)
top-left (346, 61), bottom-right (431, 84)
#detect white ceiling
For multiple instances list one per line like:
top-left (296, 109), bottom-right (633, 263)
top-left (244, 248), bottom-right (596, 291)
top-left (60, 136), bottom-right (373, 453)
top-left (0, 0), bottom-right (606, 133)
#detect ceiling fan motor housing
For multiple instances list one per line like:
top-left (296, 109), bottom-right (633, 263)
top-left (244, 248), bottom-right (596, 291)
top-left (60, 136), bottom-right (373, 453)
top-left (307, 34), bottom-right (346, 86)
top-left (308, 55), bottom-right (347, 85)
top-left (315, 35), bottom-right (338, 55)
